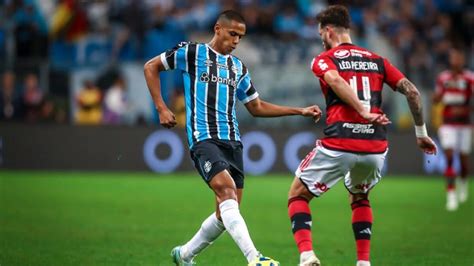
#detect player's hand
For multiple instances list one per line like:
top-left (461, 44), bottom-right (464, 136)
top-left (360, 111), bottom-right (391, 125)
top-left (302, 105), bottom-right (322, 123)
top-left (416, 136), bottom-right (437, 155)
top-left (158, 107), bottom-right (177, 128)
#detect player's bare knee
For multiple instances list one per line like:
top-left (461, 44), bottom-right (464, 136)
top-left (288, 177), bottom-right (312, 200)
top-left (350, 193), bottom-right (369, 204)
top-left (214, 186), bottom-right (238, 203)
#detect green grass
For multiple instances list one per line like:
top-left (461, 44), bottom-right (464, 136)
top-left (0, 171), bottom-right (473, 266)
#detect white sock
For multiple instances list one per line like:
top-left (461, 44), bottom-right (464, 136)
top-left (219, 199), bottom-right (259, 262)
top-left (356, 260), bottom-right (371, 266)
top-left (300, 250), bottom-right (316, 263)
top-left (180, 212), bottom-right (225, 261)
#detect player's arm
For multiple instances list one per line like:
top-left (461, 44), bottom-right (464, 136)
top-left (395, 78), bottom-right (437, 154)
top-left (432, 90), bottom-right (443, 103)
top-left (244, 97), bottom-right (321, 121)
top-left (432, 76), bottom-right (443, 103)
top-left (143, 54), bottom-right (176, 128)
top-left (323, 70), bottom-right (389, 124)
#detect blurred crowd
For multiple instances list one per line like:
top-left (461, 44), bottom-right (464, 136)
top-left (0, 0), bottom-right (472, 125)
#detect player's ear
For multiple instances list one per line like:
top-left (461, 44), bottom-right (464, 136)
top-left (214, 23), bottom-right (221, 35)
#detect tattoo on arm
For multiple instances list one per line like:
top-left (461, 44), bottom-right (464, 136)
top-left (396, 78), bottom-right (424, 125)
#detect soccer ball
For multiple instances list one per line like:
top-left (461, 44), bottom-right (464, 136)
top-left (248, 256), bottom-right (280, 266)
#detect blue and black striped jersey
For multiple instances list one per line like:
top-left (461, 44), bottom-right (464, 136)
top-left (160, 42), bottom-right (258, 148)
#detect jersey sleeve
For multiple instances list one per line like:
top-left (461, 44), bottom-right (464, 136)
top-left (383, 58), bottom-right (405, 90)
top-left (310, 54), bottom-right (337, 78)
top-left (468, 71), bottom-right (474, 93)
top-left (236, 65), bottom-right (259, 104)
top-left (159, 41), bottom-right (189, 71)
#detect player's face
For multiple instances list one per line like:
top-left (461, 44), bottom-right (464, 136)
top-left (216, 20), bottom-right (246, 54)
top-left (318, 24), bottom-right (332, 51)
top-left (449, 50), bottom-right (465, 71)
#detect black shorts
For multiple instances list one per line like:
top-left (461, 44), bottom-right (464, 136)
top-left (190, 139), bottom-right (245, 189)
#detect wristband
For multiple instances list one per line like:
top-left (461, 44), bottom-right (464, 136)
top-left (415, 124), bottom-right (428, 138)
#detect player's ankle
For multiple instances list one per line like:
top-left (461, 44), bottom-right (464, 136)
top-left (300, 250), bottom-right (315, 261)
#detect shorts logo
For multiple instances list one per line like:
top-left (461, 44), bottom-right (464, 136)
top-left (334, 49), bottom-right (350, 59)
top-left (204, 160), bottom-right (212, 173)
top-left (314, 182), bottom-right (329, 192)
top-left (355, 183), bottom-right (370, 191)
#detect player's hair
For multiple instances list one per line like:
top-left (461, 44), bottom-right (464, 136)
top-left (216, 10), bottom-right (246, 25)
top-left (450, 46), bottom-right (465, 55)
top-left (316, 5), bottom-right (351, 29)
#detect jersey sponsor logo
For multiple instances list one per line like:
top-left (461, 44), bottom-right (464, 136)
top-left (199, 72), bottom-right (237, 87)
top-left (318, 59), bottom-right (329, 71)
top-left (342, 123), bottom-right (375, 134)
top-left (216, 63), bottom-right (228, 70)
top-left (444, 79), bottom-right (468, 90)
top-left (338, 60), bottom-right (379, 71)
top-left (334, 49), bottom-right (350, 59)
top-left (350, 49), bottom-right (372, 56)
top-left (442, 93), bottom-right (467, 105)
top-left (203, 160), bottom-right (212, 173)
top-left (204, 59), bottom-right (213, 67)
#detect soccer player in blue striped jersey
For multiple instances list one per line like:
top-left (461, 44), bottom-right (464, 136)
top-left (144, 10), bottom-right (321, 266)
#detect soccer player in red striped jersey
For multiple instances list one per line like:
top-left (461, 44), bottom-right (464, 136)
top-left (433, 48), bottom-right (473, 211)
top-left (286, 5), bottom-right (437, 266)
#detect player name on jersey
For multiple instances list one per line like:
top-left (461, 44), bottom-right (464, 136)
top-left (338, 60), bottom-right (379, 71)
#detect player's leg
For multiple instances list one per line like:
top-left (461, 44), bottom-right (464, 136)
top-left (458, 153), bottom-right (470, 203)
top-left (439, 126), bottom-right (458, 210)
top-left (458, 127), bottom-right (471, 203)
top-left (345, 151), bottom-right (387, 266)
top-left (288, 142), bottom-right (353, 266)
top-left (177, 212), bottom-right (225, 263)
top-left (172, 141), bottom-right (229, 265)
top-left (288, 177), bottom-right (319, 266)
top-left (349, 193), bottom-right (372, 266)
top-left (210, 169), bottom-right (261, 263)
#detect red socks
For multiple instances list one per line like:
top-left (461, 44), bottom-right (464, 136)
top-left (289, 196), bottom-right (374, 261)
top-left (445, 167), bottom-right (456, 191)
top-left (288, 197), bottom-right (313, 253)
top-left (351, 199), bottom-right (373, 261)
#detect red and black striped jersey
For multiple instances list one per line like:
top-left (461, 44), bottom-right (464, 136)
top-left (311, 43), bottom-right (404, 153)
top-left (435, 70), bottom-right (473, 125)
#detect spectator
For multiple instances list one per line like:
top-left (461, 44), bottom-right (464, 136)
top-left (13, 1), bottom-right (48, 58)
top-left (103, 75), bottom-right (128, 124)
top-left (22, 73), bottom-right (43, 122)
top-left (0, 71), bottom-right (22, 121)
top-left (170, 88), bottom-right (185, 128)
top-left (273, 3), bottom-right (303, 41)
top-left (75, 79), bottom-right (103, 125)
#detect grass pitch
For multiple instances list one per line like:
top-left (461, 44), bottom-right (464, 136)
top-left (0, 171), bottom-right (473, 265)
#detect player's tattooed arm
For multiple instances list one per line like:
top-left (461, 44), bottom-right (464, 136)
top-left (396, 78), bottom-right (424, 126)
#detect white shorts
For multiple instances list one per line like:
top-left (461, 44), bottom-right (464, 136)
top-left (438, 125), bottom-right (472, 154)
top-left (295, 141), bottom-right (388, 197)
